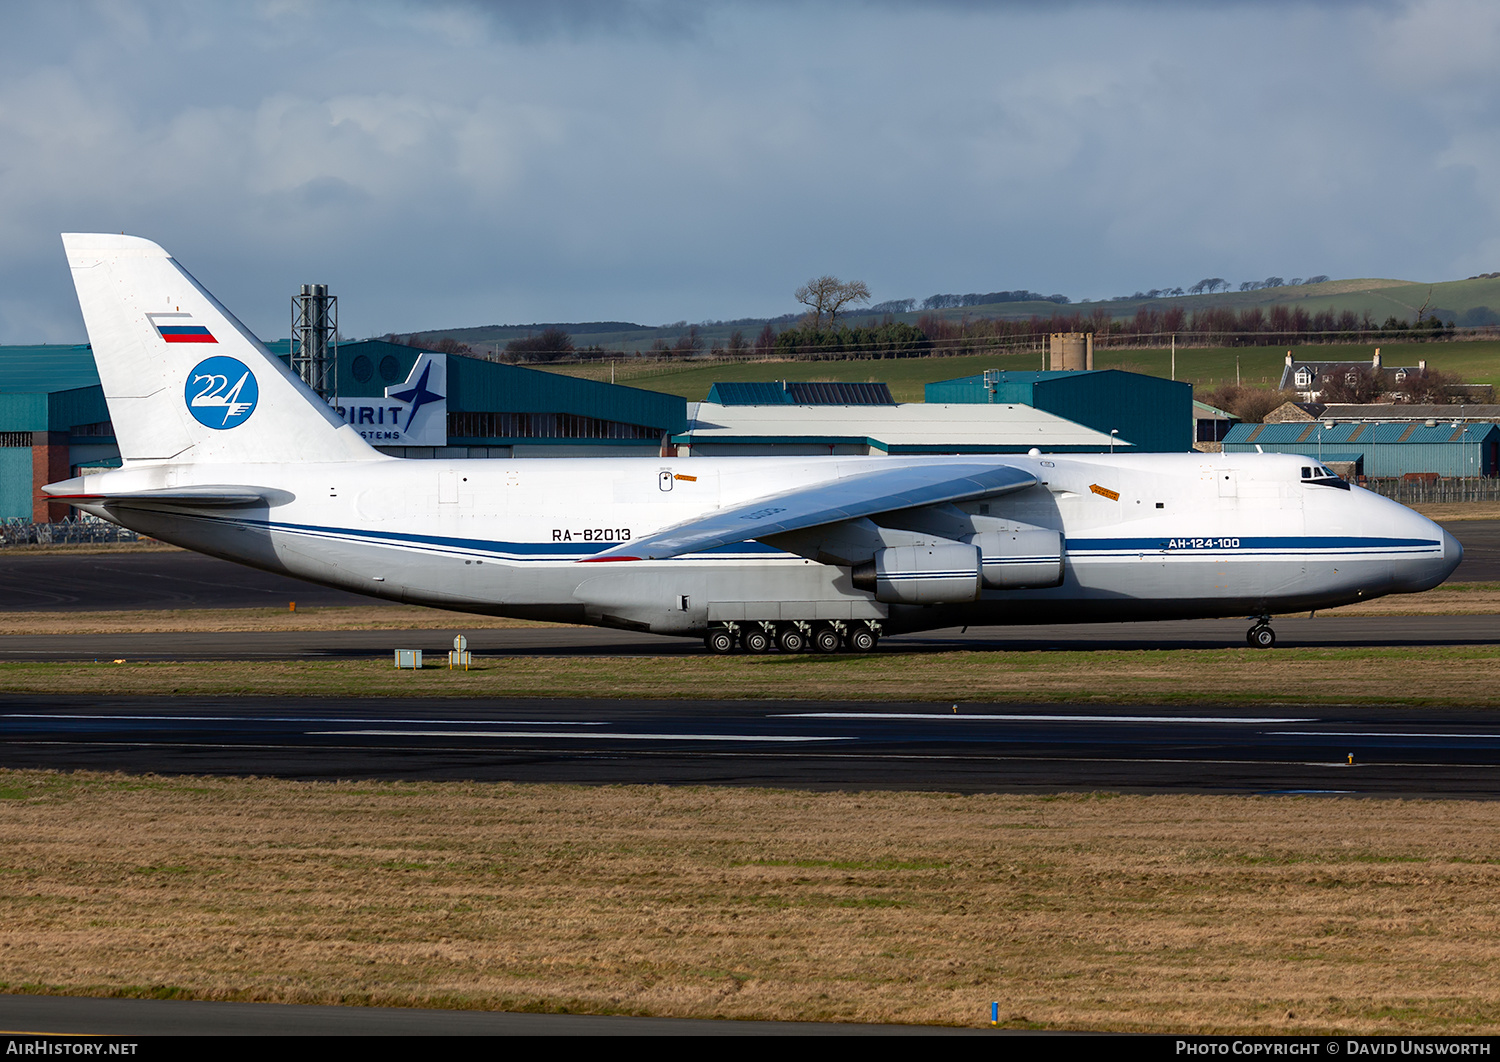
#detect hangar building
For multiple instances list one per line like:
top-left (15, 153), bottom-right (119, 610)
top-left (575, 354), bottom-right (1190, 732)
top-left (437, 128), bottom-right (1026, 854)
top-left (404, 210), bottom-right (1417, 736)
top-left (1222, 411), bottom-right (1500, 479)
top-left (924, 369), bottom-right (1193, 452)
top-left (300, 340), bottom-right (686, 459)
top-left (671, 379), bottom-right (1131, 456)
top-left (0, 344), bottom-right (115, 521)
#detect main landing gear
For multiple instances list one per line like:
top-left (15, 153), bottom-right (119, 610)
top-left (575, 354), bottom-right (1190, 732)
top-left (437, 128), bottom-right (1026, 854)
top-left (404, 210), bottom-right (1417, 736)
top-left (704, 620), bottom-right (882, 655)
top-left (1246, 617), bottom-right (1276, 649)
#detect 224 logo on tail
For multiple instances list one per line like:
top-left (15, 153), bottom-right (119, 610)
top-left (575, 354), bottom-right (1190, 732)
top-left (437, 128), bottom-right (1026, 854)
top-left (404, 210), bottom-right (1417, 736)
top-left (186, 356), bottom-right (258, 429)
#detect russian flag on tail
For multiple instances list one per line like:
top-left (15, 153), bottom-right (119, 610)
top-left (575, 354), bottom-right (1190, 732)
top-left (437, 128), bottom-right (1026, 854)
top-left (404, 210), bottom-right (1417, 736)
top-left (148, 312), bottom-right (217, 344)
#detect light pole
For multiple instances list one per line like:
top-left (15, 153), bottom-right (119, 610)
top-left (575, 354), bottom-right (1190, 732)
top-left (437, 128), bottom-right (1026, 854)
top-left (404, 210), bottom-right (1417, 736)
top-left (1110, 429), bottom-right (1119, 454)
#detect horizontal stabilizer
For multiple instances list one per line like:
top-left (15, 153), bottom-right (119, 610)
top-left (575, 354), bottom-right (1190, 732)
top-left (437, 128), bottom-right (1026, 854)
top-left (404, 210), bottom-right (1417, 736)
top-left (585, 462), bottom-right (1038, 561)
top-left (43, 482), bottom-right (291, 510)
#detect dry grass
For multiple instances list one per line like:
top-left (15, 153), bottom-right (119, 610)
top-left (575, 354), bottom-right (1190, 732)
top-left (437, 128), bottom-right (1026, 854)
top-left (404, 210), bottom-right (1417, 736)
top-left (0, 606), bottom-right (558, 636)
top-left (4, 645), bottom-right (1500, 705)
top-left (0, 542), bottom-right (181, 556)
top-left (1414, 501), bottom-right (1500, 522)
top-left (3, 769), bottom-right (1500, 1032)
top-left (1321, 581), bottom-right (1500, 615)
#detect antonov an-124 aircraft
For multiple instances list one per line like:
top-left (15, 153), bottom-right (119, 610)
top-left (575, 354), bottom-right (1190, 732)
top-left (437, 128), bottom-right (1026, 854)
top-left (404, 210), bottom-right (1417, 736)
top-left (45, 234), bottom-right (1462, 653)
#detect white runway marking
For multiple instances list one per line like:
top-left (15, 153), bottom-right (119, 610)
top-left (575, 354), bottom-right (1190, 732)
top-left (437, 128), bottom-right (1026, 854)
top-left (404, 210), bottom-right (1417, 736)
top-left (2, 714), bottom-right (604, 726)
top-left (776, 712), bottom-right (1312, 724)
top-left (310, 729), bottom-right (852, 743)
top-left (1270, 730), bottom-right (1500, 740)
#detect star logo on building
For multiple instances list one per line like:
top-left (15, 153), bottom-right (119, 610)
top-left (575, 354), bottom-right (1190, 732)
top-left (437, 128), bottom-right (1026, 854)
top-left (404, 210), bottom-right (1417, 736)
top-left (388, 361), bottom-right (445, 432)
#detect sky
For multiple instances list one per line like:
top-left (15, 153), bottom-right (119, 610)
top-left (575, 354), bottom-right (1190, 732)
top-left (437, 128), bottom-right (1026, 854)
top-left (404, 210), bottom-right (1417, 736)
top-left (2, 0), bottom-right (1498, 344)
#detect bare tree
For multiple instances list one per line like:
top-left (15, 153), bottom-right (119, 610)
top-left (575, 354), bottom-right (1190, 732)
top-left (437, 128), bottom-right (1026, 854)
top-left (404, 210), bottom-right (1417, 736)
top-left (1415, 286), bottom-right (1434, 324)
top-left (671, 325), bottom-right (705, 354)
top-left (1318, 365), bottom-right (1389, 404)
top-left (1201, 385), bottom-right (1298, 424)
top-left (795, 275), bottom-right (871, 329)
top-left (504, 327), bottom-right (573, 363)
top-left (1396, 366), bottom-right (1460, 404)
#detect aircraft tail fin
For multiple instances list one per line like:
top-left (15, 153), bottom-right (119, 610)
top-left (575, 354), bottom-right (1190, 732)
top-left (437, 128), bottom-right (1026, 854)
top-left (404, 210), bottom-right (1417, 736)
top-left (61, 233), bottom-right (379, 465)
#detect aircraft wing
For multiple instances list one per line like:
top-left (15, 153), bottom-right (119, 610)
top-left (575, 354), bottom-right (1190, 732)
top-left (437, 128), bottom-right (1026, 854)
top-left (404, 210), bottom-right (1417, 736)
top-left (585, 461), bottom-right (1038, 561)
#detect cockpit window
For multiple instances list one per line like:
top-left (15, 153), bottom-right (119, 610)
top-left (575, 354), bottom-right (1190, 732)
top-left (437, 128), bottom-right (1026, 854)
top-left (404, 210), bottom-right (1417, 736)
top-left (1301, 463), bottom-right (1349, 490)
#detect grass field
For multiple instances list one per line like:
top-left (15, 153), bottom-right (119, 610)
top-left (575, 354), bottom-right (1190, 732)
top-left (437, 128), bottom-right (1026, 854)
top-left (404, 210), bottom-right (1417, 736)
top-left (541, 341), bottom-right (1500, 403)
top-left (4, 642), bottom-right (1500, 705)
top-left (6, 770), bottom-right (1500, 1031)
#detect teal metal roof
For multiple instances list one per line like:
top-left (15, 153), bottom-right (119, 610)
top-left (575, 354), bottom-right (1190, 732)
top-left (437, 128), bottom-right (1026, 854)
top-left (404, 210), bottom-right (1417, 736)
top-left (0, 346), bottom-right (109, 431)
top-left (707, 381), bottom-right (895, 405)
top-left (0, 345), bottom-right (99, 394)
top-left (924, 369), bottom-right (1192, 452)
top-left (708, 381), bottom-right (793, 405)
top-left (1228, 421), bottom-right (1500, 446)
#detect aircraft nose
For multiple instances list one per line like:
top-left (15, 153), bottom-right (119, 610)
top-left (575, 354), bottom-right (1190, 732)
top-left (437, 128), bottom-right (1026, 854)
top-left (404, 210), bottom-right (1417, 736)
top-left (1442, 525), bottom-right (1464, 576)
top-left (1390, 515), bottom-right (1463, 592)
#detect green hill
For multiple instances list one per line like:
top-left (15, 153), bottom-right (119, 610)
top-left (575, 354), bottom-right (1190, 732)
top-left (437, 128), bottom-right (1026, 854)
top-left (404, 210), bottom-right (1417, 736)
top-left (540, 340), bottom-right (1500, 404)
top-left (393, 274), bottom-right (1500, 358)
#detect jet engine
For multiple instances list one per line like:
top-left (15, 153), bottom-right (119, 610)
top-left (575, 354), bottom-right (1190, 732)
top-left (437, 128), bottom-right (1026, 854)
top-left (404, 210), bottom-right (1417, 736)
top-left (851, 543), bottom-right (983, 605)
top-left (969, 527), bottom-right (1065, 589)
top-left (850, 524), bottom-right (1065, 605)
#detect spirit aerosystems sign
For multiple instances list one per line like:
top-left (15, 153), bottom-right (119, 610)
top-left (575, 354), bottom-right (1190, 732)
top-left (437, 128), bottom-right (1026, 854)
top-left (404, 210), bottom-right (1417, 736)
top-left (334, 352), bottom-right (447, 446)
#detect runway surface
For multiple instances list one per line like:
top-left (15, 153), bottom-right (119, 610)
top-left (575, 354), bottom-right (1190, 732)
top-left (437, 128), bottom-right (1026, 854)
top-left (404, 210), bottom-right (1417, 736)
top-left (5, 694), bottom-right (1500, 797)
top-left (2, 517), bottom-right (1497, 615)
top-left (0, 550), bottom-right (380, 611)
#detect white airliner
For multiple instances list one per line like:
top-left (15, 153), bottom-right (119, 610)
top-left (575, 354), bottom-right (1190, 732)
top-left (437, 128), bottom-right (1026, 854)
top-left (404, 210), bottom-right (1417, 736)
top-left (45, 234), bottom-right (1462, 653)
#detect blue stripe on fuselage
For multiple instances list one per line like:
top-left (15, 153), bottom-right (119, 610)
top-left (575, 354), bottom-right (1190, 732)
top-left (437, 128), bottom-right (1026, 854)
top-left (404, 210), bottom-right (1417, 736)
top-left (207, 518), bottom-right (1443, 563)
top-left (1067, 536), bottom-right (1439, 554)
top-left (234, 518), bottom-right (786, 559)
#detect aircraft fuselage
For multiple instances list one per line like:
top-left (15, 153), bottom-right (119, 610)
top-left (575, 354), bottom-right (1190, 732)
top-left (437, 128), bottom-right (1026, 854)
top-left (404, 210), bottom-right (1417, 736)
top-left (66, 449), bottom-right (1461, 638)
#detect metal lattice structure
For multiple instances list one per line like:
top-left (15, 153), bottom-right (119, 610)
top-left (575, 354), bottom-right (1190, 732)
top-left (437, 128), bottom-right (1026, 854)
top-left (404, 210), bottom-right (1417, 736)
top-left (290, 284), bottom-right (337, 400)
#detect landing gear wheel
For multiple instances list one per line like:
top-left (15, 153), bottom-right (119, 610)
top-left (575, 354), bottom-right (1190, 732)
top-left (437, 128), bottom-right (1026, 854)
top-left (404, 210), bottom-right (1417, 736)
top-left (811, 625), bottom-right (843, 654)
top-left (741, 627), bottom-right (772, 654)
top-left (777, 626), bottom-right (807, 654)
top-left (846, 626), bottom-right (878, 653)
top-left (706, 629), bottom-right (736, 654)
top-left (1248, 625), bottom-right (1276, 649)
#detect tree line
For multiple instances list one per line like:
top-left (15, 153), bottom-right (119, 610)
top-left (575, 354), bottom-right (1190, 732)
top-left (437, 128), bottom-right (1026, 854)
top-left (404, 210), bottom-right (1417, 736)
top-left (1203, 363), bottom-right (1465, 424)
top-left (382, 270), bottom-right (1464, 366)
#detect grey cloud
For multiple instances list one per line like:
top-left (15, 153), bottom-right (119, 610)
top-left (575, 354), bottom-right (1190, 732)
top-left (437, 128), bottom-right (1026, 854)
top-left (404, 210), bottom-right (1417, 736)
top-left (2, 1), bottom-right (1497, 342)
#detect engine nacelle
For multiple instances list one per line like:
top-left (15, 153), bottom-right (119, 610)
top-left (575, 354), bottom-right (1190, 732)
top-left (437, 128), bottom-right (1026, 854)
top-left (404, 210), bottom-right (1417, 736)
top-left (851, 543), bottom-right (982, 605)
top-left (968, 528), bottom-right (1065, 589)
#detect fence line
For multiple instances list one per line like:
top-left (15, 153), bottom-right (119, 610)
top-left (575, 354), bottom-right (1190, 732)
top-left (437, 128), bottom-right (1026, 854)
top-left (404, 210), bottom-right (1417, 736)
top-left (0, 517), bottom-right (142, 547)
top-left (1361, 477), bottom-right (1500, 504)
